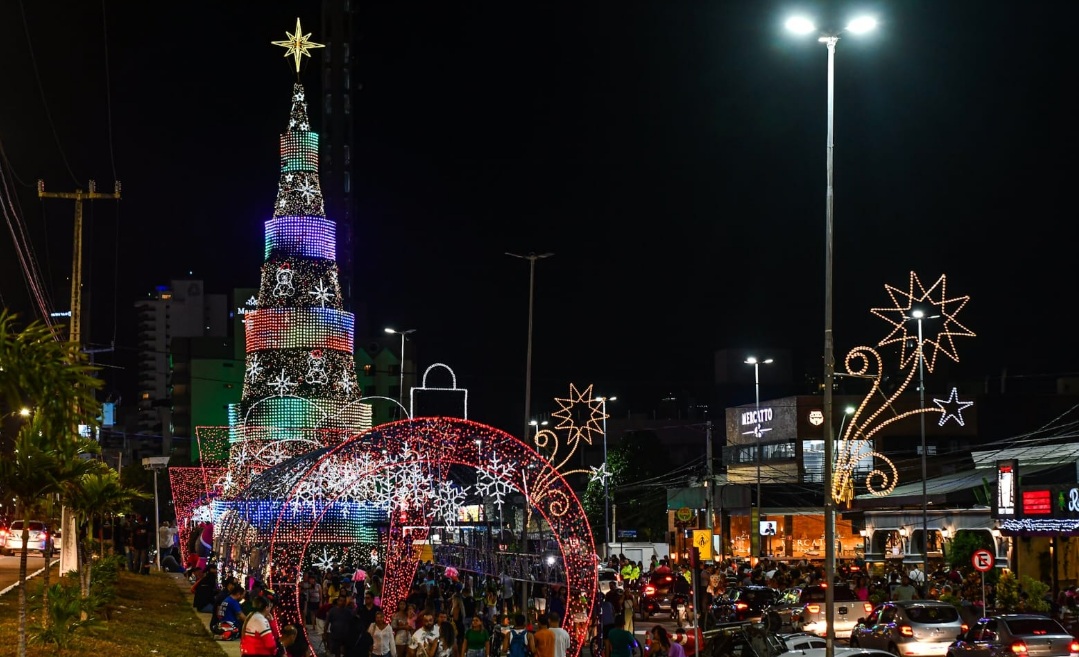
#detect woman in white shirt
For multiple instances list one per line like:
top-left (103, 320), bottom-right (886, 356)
top-left (370, 610), bottom-right (398, 657)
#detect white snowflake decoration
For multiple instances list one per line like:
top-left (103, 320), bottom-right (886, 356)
top-left (268, 369), bottom-right (297, 396)
top-left (308, 279), bottom-right (334, 307)
top-left (428, 480), bottom-right (468, 526)
top-left (297, 179), bottom-right (318, 202)
top-left (246, 354), bottom-right (263, 382)
top-left (475, 451), bottom-right (516, 510)
top-left (338, 369), bottom-right (356, 395)
top-left (311, 547), bottom-right (337, 571)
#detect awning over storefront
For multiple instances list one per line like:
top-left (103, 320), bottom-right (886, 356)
top-left (853, 464), bottom-right (1058, 506)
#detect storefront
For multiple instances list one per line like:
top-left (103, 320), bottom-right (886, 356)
top-left (995, 459), bottom-right (1079, 591)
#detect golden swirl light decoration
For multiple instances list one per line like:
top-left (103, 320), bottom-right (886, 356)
top-left (523, 383), bottom-right (609, 516)
top-left (832, 272), bottom-right (975, 505)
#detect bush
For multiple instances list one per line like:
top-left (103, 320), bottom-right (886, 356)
top-left (30, 582), bottom-right (99, 651)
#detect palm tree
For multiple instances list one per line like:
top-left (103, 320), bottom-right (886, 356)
top-left (0, 311), bottom-right (101, 657)
top-left (64, 465), bottom-right (148, 600)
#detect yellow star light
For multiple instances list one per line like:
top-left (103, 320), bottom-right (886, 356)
top-left (549, 383), bottom-right (608, 446)
top-left (272, 18), bottom-right (325, 73)
top-left (870, 272), bottom-right (975, 373)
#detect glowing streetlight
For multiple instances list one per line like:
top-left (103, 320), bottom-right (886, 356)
top-left (786, 14), bottom-right (878, 654)
top-left (384, 327), bottom-right (417, 406)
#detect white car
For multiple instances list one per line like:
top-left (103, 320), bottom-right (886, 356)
top-left (598, 567), bottom-right (624, 592)
top-left (2, 520), bottom-right (53, 556)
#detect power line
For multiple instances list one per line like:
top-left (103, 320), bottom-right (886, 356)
top-left (18, 0), bottom-right (80, 186)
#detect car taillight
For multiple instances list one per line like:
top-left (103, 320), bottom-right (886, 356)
top-left (1068, 640), bottom-right (1079, 653)
top-left (961, 624), bottom-right (969, 633)
top-left (664, 576), bottom-right (672, 582)
top-left (735, 603), bottom-right (749, 611)
top-left (644, 585), bottom-right (655, 596)
top-left (1010, 641), bottom-right (1028, 654)
top-left (806, 604), bottom-right (820, 614)
top-left (864, 603), bottom-right (874, 614)
top-left (899, 625), bottom-right (914, 637)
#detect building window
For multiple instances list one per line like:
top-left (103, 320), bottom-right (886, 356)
top-left (325, 94), bottom-right (332, 115)
top-left (344, 68), bottom-right (350, 89)
top-left (363, 363), bottom-right (373, 375)
top-left (916, 445), bottom-right (938, 456)
top-left (343, 145), bottom-right (350, 165)
top-left (344, 172), bottom-right (350, 193)
top-left (343, 95), bottom-right (350, 114)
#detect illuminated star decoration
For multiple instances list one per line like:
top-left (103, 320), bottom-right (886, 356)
top-left (297, 179), bottom-right (318, 202)
top-left (934, 387), bottom-right (974, 427)
top-left (588, 462), bottom-right (611, 486)
top-left (870, 272), bottom-right (976, 373)
top-left (268, 369), bottom-right (297, 397)
top-left (550, 383), bottom-right (608, 446)
top-left (271, 18), bottom-right (325, 74)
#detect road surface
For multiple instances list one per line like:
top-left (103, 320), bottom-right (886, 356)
top-left (0, 553), bottom-right (57, 595)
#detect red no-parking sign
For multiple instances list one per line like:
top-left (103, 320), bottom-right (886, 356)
top-left (972, 548), bottom-right (995, 572)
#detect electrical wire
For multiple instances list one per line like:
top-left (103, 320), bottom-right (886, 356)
top-left (18, 0), bottom-right (80, 186)
top-left (100, 0), bottom-right (118, 181)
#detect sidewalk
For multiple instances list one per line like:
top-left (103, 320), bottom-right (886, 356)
top-left (171, 573), bottom-right (326, 657)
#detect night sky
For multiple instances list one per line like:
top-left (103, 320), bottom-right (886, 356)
top-left (2, 1), bottom-right (1077, 435)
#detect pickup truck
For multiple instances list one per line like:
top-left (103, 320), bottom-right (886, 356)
top-left (767, 584), bottom-right (874, 638)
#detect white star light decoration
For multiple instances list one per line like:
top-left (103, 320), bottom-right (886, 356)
top-left (589, 462), bottom-right (611, 486)
top-left (308, 279), bottom-right (335, 307)
top-left (338, 370), bottom-right (356, 395)
top-left (870, 272), bottom-right (976, 373)
top-left (428, 481), bottom-right (469, 526)
top-left (271, 18), bottom-right (325, 73)
top-left (934, 387), bottom-right (974, 427)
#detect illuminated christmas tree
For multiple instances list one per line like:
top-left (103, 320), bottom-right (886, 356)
top-left (237, 82), bottom-right (369, 433)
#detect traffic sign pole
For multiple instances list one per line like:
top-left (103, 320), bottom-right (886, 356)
top-left (972, 548), bottom-right (995, 612)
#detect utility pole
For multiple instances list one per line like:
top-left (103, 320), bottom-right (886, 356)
top-left (38, 179), bottom-right (122, 577)
top-left (705, 420), bottom-right (714, 533)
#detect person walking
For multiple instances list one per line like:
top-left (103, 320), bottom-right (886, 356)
top-left (547, 613), bottom-right (570, 657)
top-left (502, 615), bottom-right (534, 657)
top-left (462, 616), bottom-right (490, 657)
top-left (370, 609), bottom-right (398, 657)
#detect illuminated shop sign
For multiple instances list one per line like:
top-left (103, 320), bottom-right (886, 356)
top-left (741, 408), bottom-right (773, 425)
top-left (1022, 489), bottom-right (1052, 515)
top-left (994, 459), bottom-right (1017, 517)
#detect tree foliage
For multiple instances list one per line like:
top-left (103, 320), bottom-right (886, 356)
top-left (584, 429), bottom-right (673, 545)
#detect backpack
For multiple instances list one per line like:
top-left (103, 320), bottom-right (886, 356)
top-left (508, 629), bottom-right (529, 657)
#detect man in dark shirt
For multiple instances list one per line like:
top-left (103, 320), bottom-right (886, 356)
top-left (131, 516), bottom-right (150, 574)
top-left (327, 596), bottom-right (354, 657)
top-left (353, 591), bottom-right (381, 657)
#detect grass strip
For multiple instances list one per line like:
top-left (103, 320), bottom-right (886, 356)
top-left (0, 569), bottom-right (228, 657)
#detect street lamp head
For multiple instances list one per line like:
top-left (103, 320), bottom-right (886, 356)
top-left (384, 327), bottom-right (396, 334)
top-left (846, 16), bottom-right (878, 34)
top-left (745, 356), bottom-right (758, 365)
top-left (785, 16), bottom-right (816, 34)
top-left (763, 358), bottom-right (774, 364)
top-left (18, 407), bottom-right (31, 417)
top-left (845, 406), bottom-right (856, 415)
top-left (911, 309), bottom-right (925, 319)
top-left (529, 420), bottom-right (538, 426)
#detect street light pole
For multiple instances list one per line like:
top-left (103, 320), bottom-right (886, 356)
top-left (745, 357), bottom-right (772, 559)
top-left (142, 456), bottom-right (170, 571)
top-left (384, 328), bottom-right (417, 408)
top-left (908, 309), bottom-right (937, 569)
top-left (505, 252), bottom-right (553, 447)
top-left (785, 15), bottom-right (877, 656)
top-left (598, 396), bottom-right (617, 558)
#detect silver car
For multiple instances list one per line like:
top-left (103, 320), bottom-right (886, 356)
top-left (947, 615), bottom-right (1079, 657)
top-left (2, 520), bottom-right (52, 556)
top-left (851, 601), bottom-right (964, 657)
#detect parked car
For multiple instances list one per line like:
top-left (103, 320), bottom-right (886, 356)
top-left (2, 520), bottom-right (52, 556)
top-left (769, 584), bottom-right (873, 638)
top-left (708, 586), bottom-right (783, 626)
top-left (598, 567), bottom-right (624, 592)
top-left (850, 600), bottom-right (965, 657)
top-left (946, 615), bottom-right (1079, 657)
top-left (779, 632), bottom-right (828, 652)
